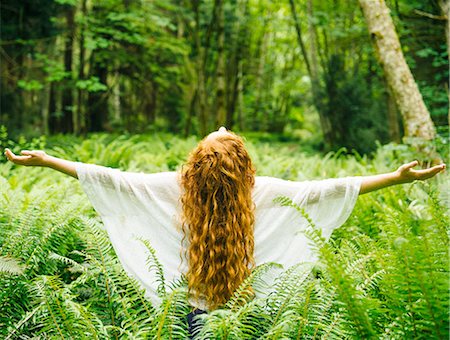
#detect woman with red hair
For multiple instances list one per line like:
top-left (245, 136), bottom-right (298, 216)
top-left (4, 127), bottom-right (446, 335)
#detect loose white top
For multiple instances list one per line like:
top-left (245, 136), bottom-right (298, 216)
top-left (75, 162), bottom-right (362, 309)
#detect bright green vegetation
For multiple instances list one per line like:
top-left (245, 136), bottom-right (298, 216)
top-left (0, 133), bottom-right (448, 339)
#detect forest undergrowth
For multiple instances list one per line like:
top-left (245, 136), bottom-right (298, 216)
top-left (0, 133), bottom-right (448, 339)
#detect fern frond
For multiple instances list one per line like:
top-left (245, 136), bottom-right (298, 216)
top-left (226, 262), bottom-right (282, 311)
top-left (0, 256), bottom-right (25, 275)
top-left (138, 237), bottom-right (166, 297)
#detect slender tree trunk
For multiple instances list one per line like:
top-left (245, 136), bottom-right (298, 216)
top-left (120, 80), bottom-right (131, 131)
top-left (215, 0), bottom-right (226, 127)
top-left (359, 0), bottom-right (436, 141)
top-left (438, 0), bottom-right (449, 125)
top-left (252, 19), bottom-right (269, 129)
top-left (61, 6), bottom-right (75, 133)
top-left (236, 61), bottom-right (245, 130)
top-left (144, 81), bottom-right (157, 124)
top-left (41, 82), bottom-right (50, 136)
top-left (185, 89), bottom-right (197, 136)
top-left (41, 40), bottom-right (57, 135)
top-left (192, 0), bottom-right (218, 136)
top-left (112, 75), bottom-right (121, 123)
top-left (87, 53), bottom-right (108, 132)
top-left (307, 0), bottom-right (319, 84)
top-left (289, 0), bottom-right (332, 145)
top-left (227, 0), bottom-right (249, 130)
top-left (48, 82), bottom-right (57, 133)
top-left (196, 43), bottom-right (208, 136)
top-left (76, 0), bottom-right (87, 135)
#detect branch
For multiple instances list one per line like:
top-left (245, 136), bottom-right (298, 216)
top-left (413, 9), bottom-right (447, 21)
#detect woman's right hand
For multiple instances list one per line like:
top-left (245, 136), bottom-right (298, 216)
top-left (4, 148), bottom-right (48, 167)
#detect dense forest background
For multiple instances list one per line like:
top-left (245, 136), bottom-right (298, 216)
top-left (1, 1), bottom-right (449, 338)
top-left (0, 0), bottom-right (448, 153)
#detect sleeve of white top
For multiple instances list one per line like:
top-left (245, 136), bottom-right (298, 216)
top-left (75, 162), bottom-right (177, 217)
top-left (268, 176), bottom-right (362, 239)
top-left (299, 176), bottom-right (362, 239)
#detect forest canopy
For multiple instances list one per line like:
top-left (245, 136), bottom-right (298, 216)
top-left (0, 0), bottom-right (448, 154)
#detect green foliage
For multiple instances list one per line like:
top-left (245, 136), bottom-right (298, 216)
top-left (75, 77), bottom-right (108, 92)
top-left (0, 125), bottom-right (47, 163)
top-left (0, 133), bottom-right (448, 338)
top-left (319, 54), bottom-right (389, 154)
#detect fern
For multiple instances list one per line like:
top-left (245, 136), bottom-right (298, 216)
top-left (1, 133), bottom-right (448, 338)
top-left (0, 256), bottom-right (25, 275)
top-left (139, 237), bottom-right (167, 297)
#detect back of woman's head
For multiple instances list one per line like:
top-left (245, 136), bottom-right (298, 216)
top-left (180, 131), bottom-right (256, 310)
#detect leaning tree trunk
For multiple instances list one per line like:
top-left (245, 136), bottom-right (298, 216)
top-left (359, 0), bottom-right (436, 141)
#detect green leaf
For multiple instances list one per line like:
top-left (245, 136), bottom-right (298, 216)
top-left (76, 77), bottom-right (108, 92)
top-left (17, 80), bottom-right (44, 91)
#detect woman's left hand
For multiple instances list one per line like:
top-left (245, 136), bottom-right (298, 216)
top-left (395, 160), bottom-right (446, 183)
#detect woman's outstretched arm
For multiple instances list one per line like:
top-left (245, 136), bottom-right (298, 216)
top-left (4, 148), bottom-right (78, 179)
top-left (360, 161), bottom-right (446, 195)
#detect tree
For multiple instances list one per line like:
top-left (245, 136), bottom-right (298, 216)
top-left (358, 0), bottom-right (436, 141)
top-left (289, 0), bottom-right (332, 145)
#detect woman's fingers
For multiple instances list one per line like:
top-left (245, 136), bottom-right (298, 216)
top-left (4, 148), bottom-right (15, 162)
top-left (408, 160), bottom-right (419, 168)
top-left (414, 164), bottom-right (446, 180)
top-left (402, 160), bottom-right (419, 171)
top-left (4, 149), bottom-right (32, 165)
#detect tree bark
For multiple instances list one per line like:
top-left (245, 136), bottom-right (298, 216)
top-left (192, 0), bottom-right (218, 136)
top-left (236, 61), bottom-right (244, 130)
top-left (226, 0), bottom-right (249, 130)
top-left (438, 0), bottom-right (449, 125)
top-left (289, 0), bottom-right (332, 145)
top-left (76, 0), bottom-right (87, 135)
top-left (214, 0), bottom-right (227, 127)
top-left (87, 54), bottom-right (108, 132)
top-left (307, 0), bottom-right (319, 84)
top-left (252, 13), bottom-right (269, 129)
top-left (61, 5), bottom-right (75, 133)
top-left (359, 0), bottom-right (436, 141)
top-left (386, 82), bottom-right (401, 143)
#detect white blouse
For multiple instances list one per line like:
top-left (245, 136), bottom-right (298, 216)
top-left (75, 162), bottom-right (362, 309)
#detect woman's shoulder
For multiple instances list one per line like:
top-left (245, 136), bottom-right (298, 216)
top-left (253, 176), bottom-right (311, 205)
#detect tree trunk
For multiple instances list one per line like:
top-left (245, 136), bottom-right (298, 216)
top-left (252, 18), bottom-right (269, 130)
top-left (192, 0), bottom-right (218, 136)
top-left (214, 0), bottom-right (227, 127)
top-left (41, 81), bottom-right (50, 136)
top-left (236, 61), bottom-right (245, 131)
top-left (226, 0), bottom-right (249, 130)
top-left (289, 0), bottom-right (332, 145)
top-left (61, 5), bottom-right (75, 133)
top-left (359, 0), bottom-right (436, 141)
top-left (87, 54), bottom-right (108, 132)
top-left (307, 0), bottom-right (319, 84)
top-left (438, 0), bottom-right (449, 125)
top-left (386, 82), bottom-right (401, 143)
top-left (48, 82), bottom-right (57, 133)
top-left (144, 81), bottom-right (157, 124)
top-left (76, 0), bottom-right (87, 135)
top-left (185, 89), bottom-right (197, 136)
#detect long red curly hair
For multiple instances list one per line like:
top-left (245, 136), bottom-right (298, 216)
top-left (180, 131), bottom-right (256, 310)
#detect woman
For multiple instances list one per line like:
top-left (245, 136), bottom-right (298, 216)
top-left (4, 127), bottom-right (446, 334)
